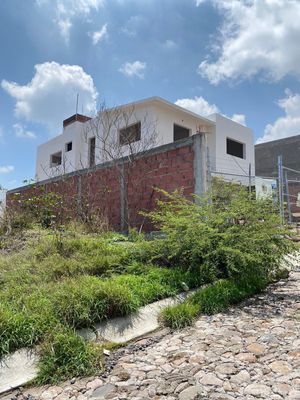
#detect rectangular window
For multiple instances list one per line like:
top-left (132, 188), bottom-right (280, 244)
top-left (119, 122), bottom-right (141, 146)
top-left (65, 141), bottom-right (72, 152)
top-left (226, 138), bottom-right (245, 159)
top-left (89, 137), bottom-right (96, 167)
top-left (50, 151), bottom-right (62, 167)
top-left (173, 124), bottom-right (190, 141)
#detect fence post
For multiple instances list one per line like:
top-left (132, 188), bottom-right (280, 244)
top-left (248, 163), bottom-right (252, 197)
top-left (284, 170), bottom-right (292, 224)
top-left (278, 155), bottom-right (284, 224)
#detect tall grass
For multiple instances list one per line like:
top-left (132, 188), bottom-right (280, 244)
top-left (0, 230), bottom-right (207, 383)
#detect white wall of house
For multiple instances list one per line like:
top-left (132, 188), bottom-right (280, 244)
top-left (35, 97), bottom-right (254, 186)
top-left (208, 113), bottom-right (255, 185)
top-left (36, 121), bottom-right (85, 181)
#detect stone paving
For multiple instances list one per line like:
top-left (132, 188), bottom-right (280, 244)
top-left (3, 270), bottom-right (300, 400)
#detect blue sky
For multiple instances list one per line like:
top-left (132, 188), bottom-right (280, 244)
top-left (1, 0), bottom-right (300, 189)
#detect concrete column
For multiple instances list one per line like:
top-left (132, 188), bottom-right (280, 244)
top-left (77, 175), bottom-right (82, 218)
top-left (119, 163), bottom-right (126, 232)
top-left (193, 133), bottom-right (207, 199)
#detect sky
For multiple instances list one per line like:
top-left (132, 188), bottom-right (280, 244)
top-left (1, 0), bottom-right (300, 190)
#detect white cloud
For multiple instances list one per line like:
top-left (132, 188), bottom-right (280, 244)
top-left (175, 96), bottom-right (246, 125)
top-left (0, 165), bottom-right (14, 174)
top-left (36, 0), bottom-right (104, 42)
top-left (231, 114), bottom-right (246, 126)
top-left (2, 61), bottom-right (98, 134)
top-left (163, 40), bottom-right (177, 50)
top-left (175, 96), bottom-right (219, 117)
top-left (13, 123), bottom-right (36, 139)
top-left (122, 15), bottom-right (145, 37)
top-left (257, 89), bottom-right (300, 143)
top-left (90, 23), bottom-right (108, 45)
top-left (119, 61), bottom-right (146, 79)
top-left (198, 0), bottom-right (300, 84)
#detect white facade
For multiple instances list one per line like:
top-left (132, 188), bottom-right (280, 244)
top-left (36, 97), bottom-right (255, 184)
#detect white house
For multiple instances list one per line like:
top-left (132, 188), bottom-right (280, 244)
top-left (36, 96), bottom-right (254, 184)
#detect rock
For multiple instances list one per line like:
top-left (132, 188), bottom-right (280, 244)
top-left (90, 383), bottom-right (115, 399)
top-left (200, 373), bottom-right (223, 386)
top-left (235, 352), bottom-right (257, 363)
top-left (103, 349), bottom-right (111, 356)
top-left (86, 379), bottom-right (104, 390)
top-left (55, 394), bottom-right (71, 400)
top-left (230, 369), bottom-right (250, 384)
top-left (115, 370), bottom-right (130, 381)
top-left (246, 343), bottom-right (266, 355)
top-left (244, 383), bottom-right (271, 397)
top-left (178, 385), bottom-right (202, 400)
top-left (161, 364), bottom-right (173, 373)
top-left (215, 363), bottom-right (237, 375)
top-left (41, 387), bottom-right (63, 400)
top-left (210, 394), bottom-right (235, 400)
top-left (273, 383), bottom-right (291, 396)
top-left (288, 390), bottom-right (300, 399)
top-left (269, 360), bottom-right (293, 374)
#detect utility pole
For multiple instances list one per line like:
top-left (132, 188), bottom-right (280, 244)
top-left (278, 155), bottom-right (284, 224)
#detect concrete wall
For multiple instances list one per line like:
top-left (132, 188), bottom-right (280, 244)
top-left (255, 135), bottom-right (300, 179)
top-left (210, 114), bottom-right (255, 184)
top-left (36, 121), bottom-right (85, 181)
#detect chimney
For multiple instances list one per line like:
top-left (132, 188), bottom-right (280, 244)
top-left (63, 114), bottom-right (91, 129)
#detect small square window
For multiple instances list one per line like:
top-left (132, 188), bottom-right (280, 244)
top-left (65, 142), bottom-right (72, 152)
top-left (173, 124), bottom-right (190, 141)
top-left (119, 122), bottom-right (141, 146)
top-left (50, 151), bottom-right (62, 167)
top-left (226, 138), bottom-right (245, 159)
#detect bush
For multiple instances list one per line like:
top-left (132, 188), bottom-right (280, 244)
top-left (145, 182), bottom-right (294, 284)
top-left (160, 302), bottom-right (200, 330)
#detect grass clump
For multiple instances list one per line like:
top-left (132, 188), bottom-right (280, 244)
top-left (36, 329), bottom-right (103, 384)
top-left (160, 302), bottom-right (200, 329)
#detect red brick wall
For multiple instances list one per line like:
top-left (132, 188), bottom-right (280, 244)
top-left (7, 140), bottom-right (195, 231)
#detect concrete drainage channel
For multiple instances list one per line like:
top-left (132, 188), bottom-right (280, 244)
top-left (0, 292), bottom-right (190, 395)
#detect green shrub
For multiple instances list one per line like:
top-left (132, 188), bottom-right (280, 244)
top-left (161, 302), bottom-right (200, 329)
top-left (144, 182), bottom-right (294, 284)
top-left (36, 329), bottom-right (103, 384)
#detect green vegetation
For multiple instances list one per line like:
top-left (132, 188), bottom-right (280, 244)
top-left (161, 302), bottom-right (200, 329)
top-left (0, 179), bottom-right (294, 383)
top-left (0, 230), bottom-right (205, 384)
top-left (149, 181), bottom-right (294, 329)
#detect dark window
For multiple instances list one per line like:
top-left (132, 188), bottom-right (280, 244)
top-left (119, 122), bottom-right (141, 146)
top-left (173, 124), bottom-right (190, 141)
top-left (226, 138), bottom-right (244, 159)
top-left (65, 141), bottom-right (72, 152)
top-left (89, 137), bottom-right (96, 167)
top-left (50, 151), bottom-right (62, 167)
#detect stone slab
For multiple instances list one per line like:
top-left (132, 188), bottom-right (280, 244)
top-left (0, 349), bottom-right (39, 394)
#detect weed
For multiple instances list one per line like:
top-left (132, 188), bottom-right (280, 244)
top-left (160, 302), bottom-right (200, 330)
